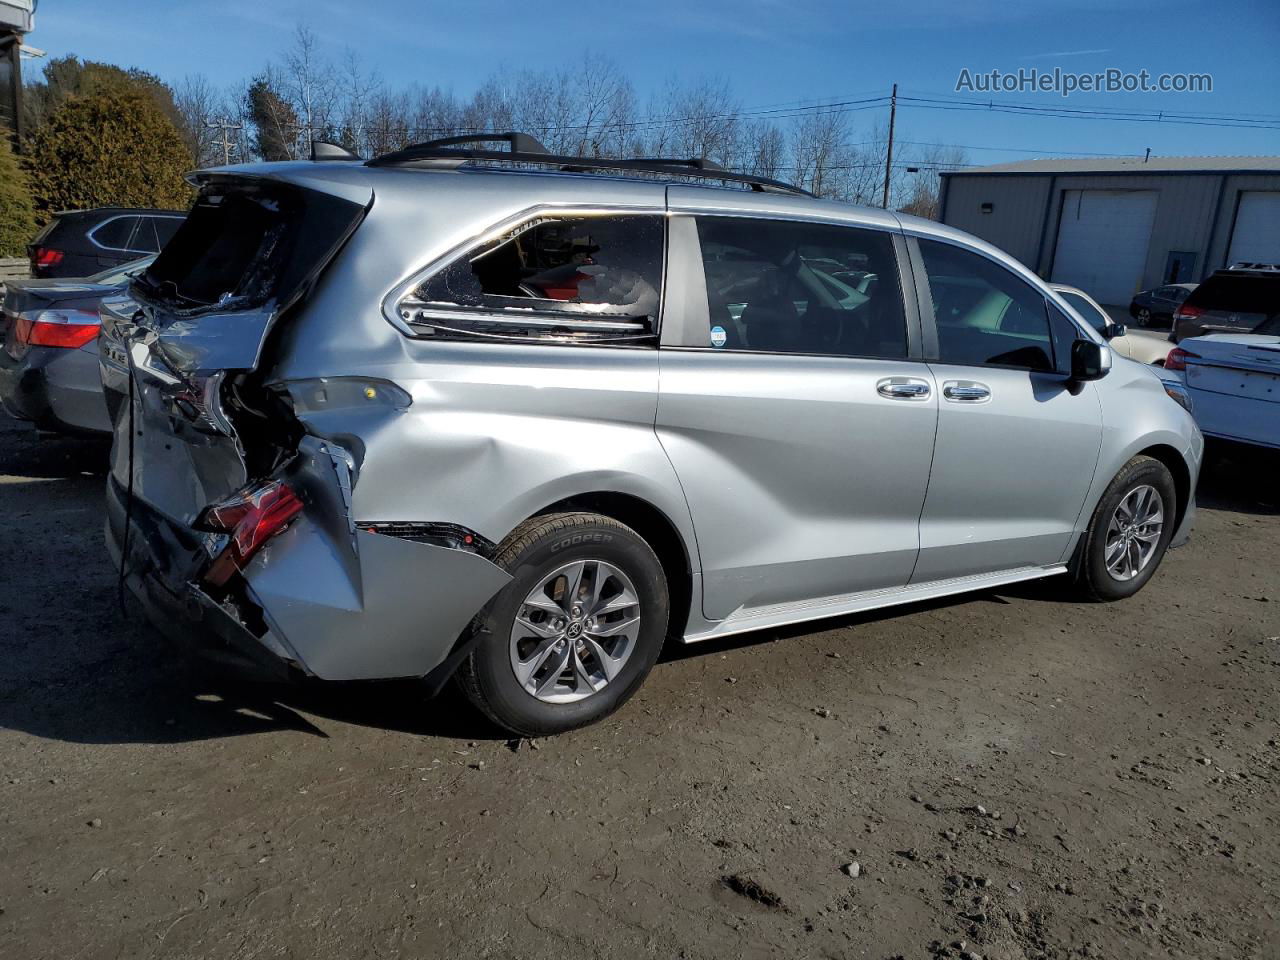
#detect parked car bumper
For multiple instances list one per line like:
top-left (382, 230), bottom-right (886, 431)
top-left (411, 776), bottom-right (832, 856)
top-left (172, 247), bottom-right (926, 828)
top-left (1184, 391), bottom-right (1280, 451)
top-left (0, 343), bottom-right (112, 434)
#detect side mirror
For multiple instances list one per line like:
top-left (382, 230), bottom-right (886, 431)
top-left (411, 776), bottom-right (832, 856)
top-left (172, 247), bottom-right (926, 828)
top-left (1070, 339), bottom-right (1110, 381)
top-left (1104, 322), bottom-right (1126, 340)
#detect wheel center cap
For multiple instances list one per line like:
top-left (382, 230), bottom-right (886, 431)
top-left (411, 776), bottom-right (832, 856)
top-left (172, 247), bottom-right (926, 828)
top-left (566, 621), bottom-right (584, 639)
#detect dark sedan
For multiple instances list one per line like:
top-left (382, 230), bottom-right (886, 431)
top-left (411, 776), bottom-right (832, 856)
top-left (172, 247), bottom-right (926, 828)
top-left (1129, 282), bottom-right (1197, 327)
top-left (27, 208), bottom-right (184, 279)
top-left (0, 256), bottom-right (154, 435)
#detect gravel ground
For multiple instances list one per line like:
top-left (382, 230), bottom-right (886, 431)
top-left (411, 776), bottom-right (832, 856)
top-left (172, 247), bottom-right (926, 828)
top-left (1, 416), bottom-right (1277, 960)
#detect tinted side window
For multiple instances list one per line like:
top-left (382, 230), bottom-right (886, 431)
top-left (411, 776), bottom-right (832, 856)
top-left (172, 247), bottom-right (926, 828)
top-left (919, 239), bottom-right (1053, 371)
top-left (153, 217), bottom-right (183, 248)
top-left (409, 214), bottom-right (664, 344)
top-left (92, 216), bottom-right (139, 251)
top-left (131, 218), bottom-right (161, 253)
top-left (693, 217), bottom-right (907, 358)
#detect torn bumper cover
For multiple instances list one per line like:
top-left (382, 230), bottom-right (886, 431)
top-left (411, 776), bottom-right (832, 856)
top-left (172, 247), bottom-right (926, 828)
top-left (106, 437), bottom-right (512, 683)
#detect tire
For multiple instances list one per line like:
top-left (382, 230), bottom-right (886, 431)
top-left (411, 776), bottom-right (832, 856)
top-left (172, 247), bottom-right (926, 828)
top-left (1136, 307), bottom-right (1152, 327)
top-left (457, 512), bottom-right (669, 736)
top-left (1075, 456), bottom-right (1177, 601)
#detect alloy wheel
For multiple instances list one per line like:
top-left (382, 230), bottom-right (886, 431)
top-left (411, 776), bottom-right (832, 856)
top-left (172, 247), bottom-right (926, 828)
top-left (1104, 484), bottom-right (1164, 582)
top-left (509, 559), bottom-right (642, 704)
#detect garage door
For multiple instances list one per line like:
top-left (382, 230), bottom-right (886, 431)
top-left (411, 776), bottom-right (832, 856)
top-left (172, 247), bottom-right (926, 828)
top-left (1051, 190), bottom-right (1158, 305)
top-left (1227, 191), bottom-right (1280, 266)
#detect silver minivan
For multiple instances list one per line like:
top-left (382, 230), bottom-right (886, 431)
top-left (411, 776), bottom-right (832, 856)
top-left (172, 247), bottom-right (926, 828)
top-left (100, 136), bottom-right (1202, 735)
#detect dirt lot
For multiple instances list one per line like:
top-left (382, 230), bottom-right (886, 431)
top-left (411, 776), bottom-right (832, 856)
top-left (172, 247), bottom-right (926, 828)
top-left (1, 416), bottom-right (1277, 960)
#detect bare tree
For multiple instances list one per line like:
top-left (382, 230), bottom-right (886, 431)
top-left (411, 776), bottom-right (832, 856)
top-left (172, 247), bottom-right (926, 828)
top-left (337, 48), bottom-right (379, 157)
top-left (281, 24), bottom-right (337, 150)
top-left (648, 76), bottom-right (739, 163)
top-left (174, 74), bottom-right (220, 165)
top-left (408, 84), bottom-right (467, 141)
top-left (896, 143), bottom-right (967, 219)
top-left (741, 121), bottom-right (786, 180)
top-left (570, 55), bottom-right (635, 157)
top-left (229, 27), bottom-right (968, 211)
top-left (789, 107), bottom-right (852, 198)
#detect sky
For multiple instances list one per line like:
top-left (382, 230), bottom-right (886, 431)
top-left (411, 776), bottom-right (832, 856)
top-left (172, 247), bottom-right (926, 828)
top-left (21, 0), bottom-right (1280, 168)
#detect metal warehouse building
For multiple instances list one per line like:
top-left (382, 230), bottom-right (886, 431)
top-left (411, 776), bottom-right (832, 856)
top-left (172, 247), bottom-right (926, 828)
top-left (939, 156), bottom-right (1280, 306)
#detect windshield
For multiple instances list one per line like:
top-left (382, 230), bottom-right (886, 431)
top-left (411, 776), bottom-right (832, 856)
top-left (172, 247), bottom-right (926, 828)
top-left (1058, 291), bottom-right (1110, 333)
top-left (87, 255), bottom-right (156, 286)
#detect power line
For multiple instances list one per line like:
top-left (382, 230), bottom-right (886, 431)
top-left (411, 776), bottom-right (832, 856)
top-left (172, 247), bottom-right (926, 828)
top-left (889, 139), bottom-right (1138, 157)
top-left (896, 94), bottom-right (1280, 131)
top-left (897, 87), bottom-right (1280, 123)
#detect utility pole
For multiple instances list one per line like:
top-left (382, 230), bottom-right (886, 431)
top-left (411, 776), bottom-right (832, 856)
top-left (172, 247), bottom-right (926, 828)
top-left (881, 83), bottom-right (897, 209)
top-left (204, 117), bottom-right (242, 166)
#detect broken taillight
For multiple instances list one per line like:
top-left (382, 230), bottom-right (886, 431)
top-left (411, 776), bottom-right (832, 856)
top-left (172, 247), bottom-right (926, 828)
top-left (197, 480), bottom-right (304, 587)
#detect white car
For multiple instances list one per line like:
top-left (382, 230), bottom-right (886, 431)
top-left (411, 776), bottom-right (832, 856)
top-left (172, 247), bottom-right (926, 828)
top-left (1164, 319), bottom-right (1280, 450)
top-left (1051, 283), bottom-right (1171, 366)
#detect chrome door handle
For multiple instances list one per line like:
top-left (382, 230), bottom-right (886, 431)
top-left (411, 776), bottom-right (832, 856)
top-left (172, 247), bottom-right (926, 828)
top-left (942, 381), bottom-right (991, 403)
top-left (876, 377), bottom-right (931, 400)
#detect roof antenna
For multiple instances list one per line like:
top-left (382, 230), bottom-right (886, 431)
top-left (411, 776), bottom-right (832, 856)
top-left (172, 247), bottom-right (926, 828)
top-left (311, 140), bottom-right (361, 161)
top-left (1144, 147), bottom-right (1151, 163)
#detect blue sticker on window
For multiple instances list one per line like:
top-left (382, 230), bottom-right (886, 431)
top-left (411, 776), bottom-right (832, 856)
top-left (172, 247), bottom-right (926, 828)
top-left (710, 325), bottom-right (727, 348)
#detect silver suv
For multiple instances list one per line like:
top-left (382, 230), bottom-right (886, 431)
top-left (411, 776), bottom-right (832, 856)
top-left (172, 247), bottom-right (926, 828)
top-left (100, 135), bottom-right (1202, 735)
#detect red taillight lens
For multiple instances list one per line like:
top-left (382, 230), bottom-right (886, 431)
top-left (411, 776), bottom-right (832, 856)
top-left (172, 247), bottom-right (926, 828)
top-left (15, 309), bottom-right (101, 348)
top-left (1173, 304), bottom-right (1204, 322)
top-left (33, 247), bottom-right (64, 268)
top-left (198, 480), bottom-right (304, 587)
top-left (1164, 347), bottom-right (1199, 371)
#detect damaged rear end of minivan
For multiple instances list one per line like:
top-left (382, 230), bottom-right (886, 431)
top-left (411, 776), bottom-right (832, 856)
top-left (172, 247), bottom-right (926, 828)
top-left (101, 169), bottom-right (511, 686)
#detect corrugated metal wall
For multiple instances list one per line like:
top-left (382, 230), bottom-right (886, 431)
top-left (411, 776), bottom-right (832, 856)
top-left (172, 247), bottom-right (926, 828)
top-left (941, 171), bottom-right (1280, 295)
top-left (939, 175), bottom-right (1052, 270)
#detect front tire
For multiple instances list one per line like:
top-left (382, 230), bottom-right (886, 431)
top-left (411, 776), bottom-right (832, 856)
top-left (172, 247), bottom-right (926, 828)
top-left (1136, 307), bottom-right (1152, 326)
top-left (457, 512), bottom-right (669, 736)
top-left (1075, 456), bottom-right (1177, 601)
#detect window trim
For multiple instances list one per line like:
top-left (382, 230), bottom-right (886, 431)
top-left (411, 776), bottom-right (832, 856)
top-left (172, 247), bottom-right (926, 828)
top-left (87, 214), bottom-right (141, 253)
top-left (907, 233), bottom-right (1097, 374)
top-left (382, 202), bottom-right (668, 345)
top-left (88, 213), bottom-right (184, 255)
top-left (659, 211), bottom-right (925, 363)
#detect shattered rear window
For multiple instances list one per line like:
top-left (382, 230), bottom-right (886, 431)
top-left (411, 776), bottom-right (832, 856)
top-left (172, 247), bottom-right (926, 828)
top-left (399, 214), bottom-right (664, 344)
top-left (137, 183), bottom-right (366, 315)
top-left (141, 192), bottom-right (285, 309)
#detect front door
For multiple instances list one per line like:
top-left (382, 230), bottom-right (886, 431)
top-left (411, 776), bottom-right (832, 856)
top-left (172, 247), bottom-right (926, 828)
top-left (912, 236), bottom-right (1103, 582)
top-left (657, 210), bottom-right (938, 622)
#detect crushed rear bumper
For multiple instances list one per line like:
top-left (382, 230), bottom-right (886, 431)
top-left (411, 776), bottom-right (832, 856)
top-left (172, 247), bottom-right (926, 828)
top-left (105, 454), bottom-right (513, 683)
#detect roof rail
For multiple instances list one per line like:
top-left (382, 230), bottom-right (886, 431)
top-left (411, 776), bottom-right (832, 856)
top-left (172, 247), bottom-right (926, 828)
top-left (365, 132), bottom-right (811, 196)
top-left (412, 132), bottom-right (551, 154)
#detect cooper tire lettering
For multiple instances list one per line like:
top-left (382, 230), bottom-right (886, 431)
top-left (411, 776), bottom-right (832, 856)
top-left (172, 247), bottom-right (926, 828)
top-left (550, 532), bottom-right (614, 553)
